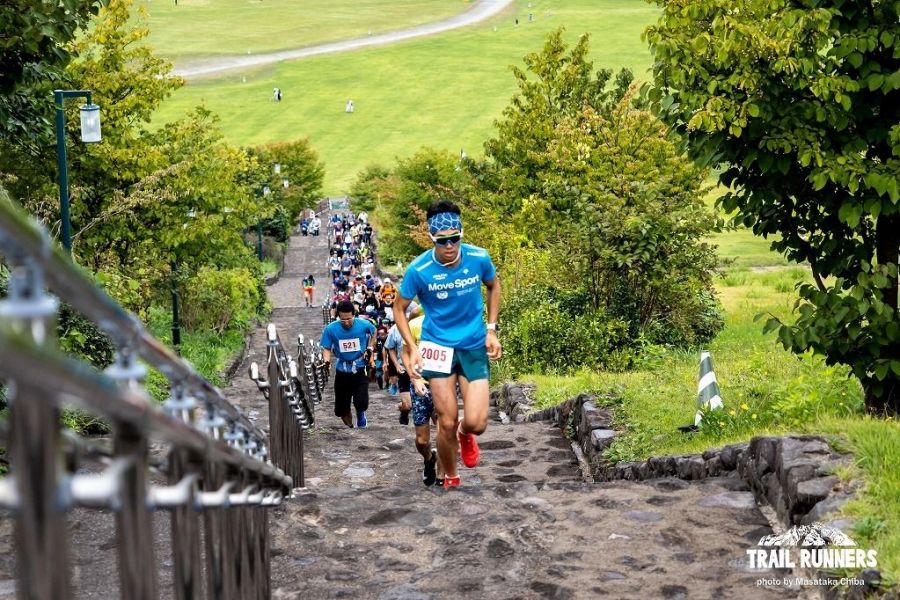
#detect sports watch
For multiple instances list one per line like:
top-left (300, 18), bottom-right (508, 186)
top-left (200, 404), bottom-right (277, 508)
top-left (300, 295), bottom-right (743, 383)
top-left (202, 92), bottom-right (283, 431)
top-left (487, 322), bottom-right (500, 333)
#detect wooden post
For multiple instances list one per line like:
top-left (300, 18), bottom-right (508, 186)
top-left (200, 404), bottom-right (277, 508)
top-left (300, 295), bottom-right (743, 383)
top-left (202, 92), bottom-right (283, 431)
top-left (259, 506), bottom-right (270, 600)
top-left (203, 461), bottom-right (230, 600)
top-left (10, 383), bottom-right (71, 600)
top-left (169, 451), bottom-right (202, 600)
top-left (114, 422), bottom-right (156, 600)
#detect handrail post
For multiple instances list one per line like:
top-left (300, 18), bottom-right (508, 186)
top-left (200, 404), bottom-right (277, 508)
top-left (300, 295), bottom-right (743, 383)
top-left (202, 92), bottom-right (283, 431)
top-left (169, 449), bottom-right (203, 600)
top-left (165, 386), bottom-right (202, 600)
top-left (113, 421), bottom-right (156, 599)
top-left (105, 346), bottom-right (155, 600)
top-left (200, 405), bottom-right (230, 600)
top-left (2, 253), bottom-right (70, 599)
top-left (265, 339), bottom-right (284, 483)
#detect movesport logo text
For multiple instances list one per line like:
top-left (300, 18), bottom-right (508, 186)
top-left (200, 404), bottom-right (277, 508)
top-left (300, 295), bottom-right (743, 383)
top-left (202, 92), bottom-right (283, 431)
top-left (427, 274), bottom-right (480, 292)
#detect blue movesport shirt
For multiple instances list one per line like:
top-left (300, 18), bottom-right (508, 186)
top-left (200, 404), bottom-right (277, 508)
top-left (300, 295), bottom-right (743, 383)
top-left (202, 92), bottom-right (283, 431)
top-left (320, 318), bottom-right (376, 373)
top-left (399, 243), bottom-right (496, 350)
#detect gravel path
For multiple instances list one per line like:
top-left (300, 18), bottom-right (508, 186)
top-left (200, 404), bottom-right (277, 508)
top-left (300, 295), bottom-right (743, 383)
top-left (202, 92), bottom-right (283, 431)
top-left (174, 0), bottom-right (515, 80)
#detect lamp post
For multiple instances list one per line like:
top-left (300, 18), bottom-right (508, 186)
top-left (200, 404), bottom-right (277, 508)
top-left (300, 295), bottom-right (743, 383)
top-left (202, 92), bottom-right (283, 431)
top-left (54, 90), bottom-right (101, 255)
top-left (256, 185), bottom-right (271, 261)
top-left (171, 259), bottom-right (182, 354)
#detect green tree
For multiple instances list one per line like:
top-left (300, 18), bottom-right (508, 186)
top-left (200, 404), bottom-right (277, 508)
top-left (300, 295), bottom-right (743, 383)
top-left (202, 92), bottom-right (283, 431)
top-left (479, 29), bottom-right (721, 346)
top-left (362, 148), bottom-right (469, 263)
top-left (483, 28), bottom-right (634, 218)
top-left (0, 0), bottom-right (108, 152)
top-left (645, 0), bottom-right (900, 414)
top-left (250, 139), bottom-right (325, 222)
top-left (349, 164), bottom-right (391, 215)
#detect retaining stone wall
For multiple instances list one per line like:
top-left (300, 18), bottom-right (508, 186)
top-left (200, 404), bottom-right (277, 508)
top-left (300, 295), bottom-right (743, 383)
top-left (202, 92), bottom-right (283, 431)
top-left (498, 384), bottom-right (856, 528)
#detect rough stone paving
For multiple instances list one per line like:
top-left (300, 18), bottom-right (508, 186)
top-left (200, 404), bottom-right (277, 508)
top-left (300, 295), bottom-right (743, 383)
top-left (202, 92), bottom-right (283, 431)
top-left (237, 215), bottom-right (805, 600)
top-left (0, 213), bottom-right (806, 599)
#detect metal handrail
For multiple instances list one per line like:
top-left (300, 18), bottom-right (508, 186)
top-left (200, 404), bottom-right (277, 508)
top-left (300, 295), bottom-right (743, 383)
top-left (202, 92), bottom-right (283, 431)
top-left (248, 323), bottom-right (328, 487)
top-left (0, 193), bottom-right (287, 598)
top-left (0, 329), bottom-right (291, 490)
top-left (0, 198), bottom-right (266, 447)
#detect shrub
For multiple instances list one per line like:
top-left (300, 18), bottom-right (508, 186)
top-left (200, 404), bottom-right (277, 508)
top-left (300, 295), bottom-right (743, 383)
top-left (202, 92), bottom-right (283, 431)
top-left (262, 205), bottom-right (291, 243)
top-left (262, 237), bottom-right (284, 264)
top-left (181, 267), bottom-right (260, 333)
top-left (501, 285), bottom-right (639, 377)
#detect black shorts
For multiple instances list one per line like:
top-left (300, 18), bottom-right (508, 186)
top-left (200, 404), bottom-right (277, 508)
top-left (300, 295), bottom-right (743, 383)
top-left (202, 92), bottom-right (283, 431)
top-left (333, 369), bottom-right (370, 416)
top-left (397, 371), bottom-right (411, 393)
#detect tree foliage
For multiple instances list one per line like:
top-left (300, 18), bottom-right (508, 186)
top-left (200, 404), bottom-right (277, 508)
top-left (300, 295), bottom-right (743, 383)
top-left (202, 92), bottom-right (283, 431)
top-left (0, 0), bottom-right (108, 151)
top-left (353, 148), bottom-right (470, 263)
top-left (250, 139), bottom-right (326, 222)
top-left (479, 29), bottom-right (722, 347)
top-left (646, 0), bottom-right (900, 414)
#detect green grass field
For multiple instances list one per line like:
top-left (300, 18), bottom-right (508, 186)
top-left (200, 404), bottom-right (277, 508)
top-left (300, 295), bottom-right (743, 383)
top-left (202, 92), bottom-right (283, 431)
top-left (152, 0), bottom-right (659, 195)
top-left (135, 0), bottom-right (472, 63)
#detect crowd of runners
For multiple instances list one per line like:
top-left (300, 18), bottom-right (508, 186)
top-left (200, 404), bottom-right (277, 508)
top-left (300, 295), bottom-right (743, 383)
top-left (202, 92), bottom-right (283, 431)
top-left (317, 201), bottom-right (502, 489)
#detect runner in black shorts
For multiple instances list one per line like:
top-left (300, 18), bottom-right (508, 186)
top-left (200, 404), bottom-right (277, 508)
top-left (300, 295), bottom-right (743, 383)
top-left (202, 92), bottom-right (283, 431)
top-left (320, 300), bottom-right (376, 428)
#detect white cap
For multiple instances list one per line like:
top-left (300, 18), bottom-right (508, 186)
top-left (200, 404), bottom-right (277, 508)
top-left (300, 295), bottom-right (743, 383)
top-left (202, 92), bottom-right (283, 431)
top-left (384, 277), bottom-right (392, 283)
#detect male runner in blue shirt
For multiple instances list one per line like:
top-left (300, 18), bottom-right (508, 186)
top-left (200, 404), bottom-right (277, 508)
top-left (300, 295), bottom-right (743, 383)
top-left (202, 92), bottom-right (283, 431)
top-left (393, 200), bottom-right (502, 488)
top-left (321, 300), bottom-right (377, 428)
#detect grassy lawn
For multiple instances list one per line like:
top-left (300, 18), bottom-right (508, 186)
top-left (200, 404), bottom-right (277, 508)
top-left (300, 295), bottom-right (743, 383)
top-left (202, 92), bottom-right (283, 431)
top-left (516, 230), bottom-right (899, 584)
top-left (152, 0), bottom-right (659, 195)
top-left (136, 0), bottom-right (473, 63)
top-left (144, 304), bottom-right (248, 402)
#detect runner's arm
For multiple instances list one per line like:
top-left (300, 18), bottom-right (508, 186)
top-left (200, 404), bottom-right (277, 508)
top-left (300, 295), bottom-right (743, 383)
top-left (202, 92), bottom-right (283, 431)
top-left (484, 275), bottom-right (501, 327)
top-left (392, 296), bottom-right (415, 349)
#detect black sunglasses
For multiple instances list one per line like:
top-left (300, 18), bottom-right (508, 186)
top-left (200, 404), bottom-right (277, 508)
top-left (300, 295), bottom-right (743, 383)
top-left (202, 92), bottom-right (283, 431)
top-left (432, 234), bottom-right (462, 246)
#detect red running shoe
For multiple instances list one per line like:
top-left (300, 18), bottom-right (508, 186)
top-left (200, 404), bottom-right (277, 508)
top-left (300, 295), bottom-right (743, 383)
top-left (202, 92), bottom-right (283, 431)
top-left (457, 429), bottom-right (480, 468)
top-left (443, 475), bottom-right (461, 489)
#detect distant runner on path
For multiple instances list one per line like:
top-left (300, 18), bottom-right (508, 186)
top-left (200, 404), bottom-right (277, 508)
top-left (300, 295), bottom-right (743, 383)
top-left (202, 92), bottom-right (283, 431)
top-left (393, 200), bottom-right (501, 489)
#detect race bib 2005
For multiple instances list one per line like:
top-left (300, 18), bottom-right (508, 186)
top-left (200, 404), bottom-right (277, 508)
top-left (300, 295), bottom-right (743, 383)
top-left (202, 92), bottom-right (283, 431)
top-left (420, 341), bottom-right (454, 374)
top-left (339, 338), bottom-right (361, 353)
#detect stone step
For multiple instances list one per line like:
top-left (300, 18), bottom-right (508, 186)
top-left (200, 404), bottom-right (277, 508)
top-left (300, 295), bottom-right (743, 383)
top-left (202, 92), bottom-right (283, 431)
top-left (268, 475), bottom-right (798, 599)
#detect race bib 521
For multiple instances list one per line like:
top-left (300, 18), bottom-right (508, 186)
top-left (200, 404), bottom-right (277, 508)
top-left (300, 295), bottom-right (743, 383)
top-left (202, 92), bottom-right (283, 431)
top-left (339, 338), bottom-right (361, 353)
top-left (420, 341), bottom-right (454, 374)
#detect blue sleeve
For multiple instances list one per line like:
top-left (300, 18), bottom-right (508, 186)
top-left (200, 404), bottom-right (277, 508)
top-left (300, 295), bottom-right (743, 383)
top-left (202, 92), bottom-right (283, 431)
top-left (319, 326), bottom-right (333, 350)
top-left (399, 268), bottom-right (418, 300)
top-left (482, 253), bottom-right (497, 283)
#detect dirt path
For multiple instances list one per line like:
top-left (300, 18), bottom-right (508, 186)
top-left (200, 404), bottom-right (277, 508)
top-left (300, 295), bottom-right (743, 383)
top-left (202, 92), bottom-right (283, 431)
top-left (174, 0), bottom-right (515, 80)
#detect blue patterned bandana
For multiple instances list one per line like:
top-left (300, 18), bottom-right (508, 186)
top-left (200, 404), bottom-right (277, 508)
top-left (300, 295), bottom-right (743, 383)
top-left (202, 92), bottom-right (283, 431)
top-left (427, 212), bottom-right (462, 235)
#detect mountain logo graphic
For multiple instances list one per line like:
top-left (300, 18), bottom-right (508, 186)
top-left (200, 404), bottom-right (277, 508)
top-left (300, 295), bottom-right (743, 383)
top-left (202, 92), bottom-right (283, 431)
top-left (758, 523), bottom-right (856, 548)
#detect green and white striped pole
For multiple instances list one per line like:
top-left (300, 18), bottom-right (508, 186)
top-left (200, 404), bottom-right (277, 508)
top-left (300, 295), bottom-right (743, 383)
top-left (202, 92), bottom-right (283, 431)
top-left (694, 350), bottom-right (723, 426)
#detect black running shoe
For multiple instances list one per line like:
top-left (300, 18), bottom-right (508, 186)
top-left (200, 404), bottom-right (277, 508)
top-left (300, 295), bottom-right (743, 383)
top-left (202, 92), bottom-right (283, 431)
top-left (399, 409), bottom-right (410, 425)
top-left (423, 450), bottom-right (437, 487)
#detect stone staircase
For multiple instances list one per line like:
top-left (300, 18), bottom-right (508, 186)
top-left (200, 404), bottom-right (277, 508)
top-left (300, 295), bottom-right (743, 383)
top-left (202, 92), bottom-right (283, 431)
top-left (230, 217), bottom-right (806, 600)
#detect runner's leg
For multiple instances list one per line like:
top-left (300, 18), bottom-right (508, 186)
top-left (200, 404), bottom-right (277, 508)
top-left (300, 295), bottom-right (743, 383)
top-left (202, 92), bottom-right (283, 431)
top-left (430, 375), bottom-right (460, 479)
top-left (334, 371), bottom-right (354, 428)
top-left (352, 370), bottom-right (370, 424)
top-left (457, 376), bottom-right (489, 436)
